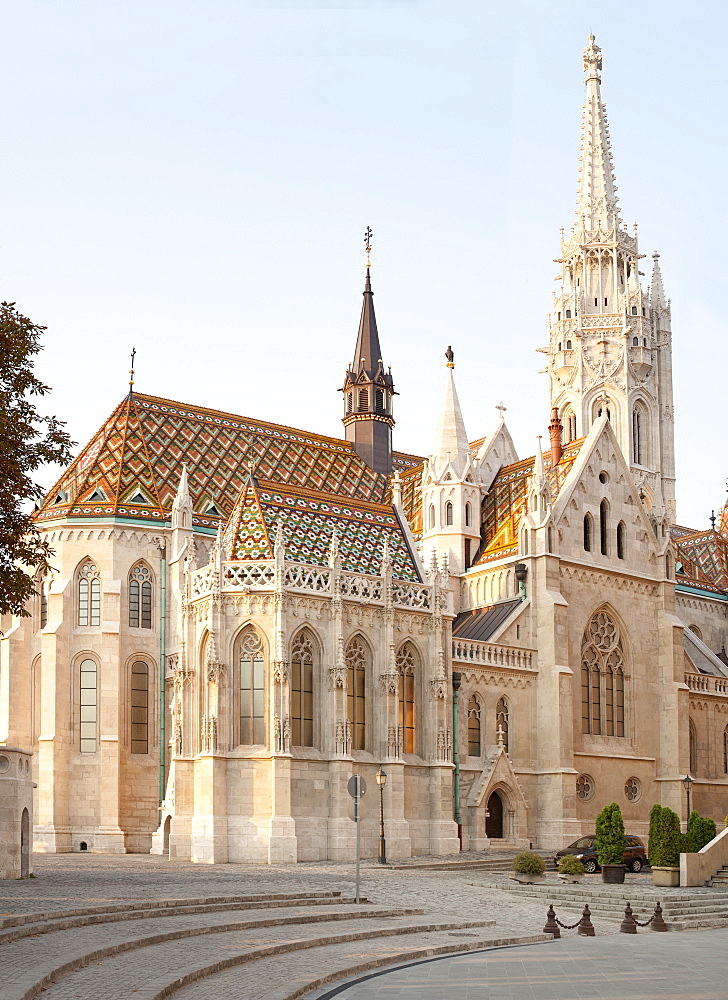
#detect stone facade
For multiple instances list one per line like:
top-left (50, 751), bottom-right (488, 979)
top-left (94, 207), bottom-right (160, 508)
top-left (0, 747), bottom-right (34, 878)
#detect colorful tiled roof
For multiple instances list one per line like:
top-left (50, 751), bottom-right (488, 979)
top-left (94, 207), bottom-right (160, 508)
top-left (474, 438), bottom-right (584, 565)
top-left (674, 529), bottom-right (728, 591)
top-left (36, 393), bottom-right (423, 529)
top-left (224, 479), bottom-right (420, 581)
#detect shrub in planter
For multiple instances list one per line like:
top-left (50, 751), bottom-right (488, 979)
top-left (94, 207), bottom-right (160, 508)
top-left (595, 802), bottom-right (627, 866)
top-left (648, 804), bottom-right (682, 867)
top-left (687, 811), bottom-right (717, 852)
top-left (558, 854), bottom-right (586, 876)
top-left (512, 851), bottom-right (546, 876)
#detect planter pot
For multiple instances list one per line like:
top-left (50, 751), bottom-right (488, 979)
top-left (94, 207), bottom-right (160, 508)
top-left (652, 865), bottom-right (680, 887)
top-left (509, 871), bottom-right (546, 884)
top-left (558, 873), bottom-right (584, 883)
top-left (601, 863), bottom-right (626, 884)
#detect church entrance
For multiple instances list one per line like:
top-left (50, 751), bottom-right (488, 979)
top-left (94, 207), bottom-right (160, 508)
top-left (486, 791), bottom-right (503, 839)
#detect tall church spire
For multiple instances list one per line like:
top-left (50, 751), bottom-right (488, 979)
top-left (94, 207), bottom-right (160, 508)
top-left (431, 356), bottom-right (471, 480)
top-left (576, 36), bottom-right (621, 231)
top-left (341, 237), bottom-right (395, 474)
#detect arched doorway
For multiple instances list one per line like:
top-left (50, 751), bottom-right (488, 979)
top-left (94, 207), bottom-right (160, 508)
top-left (486, 791), bottom-right (503, 839)
top-left (20, 808), bottom-right (30, 877)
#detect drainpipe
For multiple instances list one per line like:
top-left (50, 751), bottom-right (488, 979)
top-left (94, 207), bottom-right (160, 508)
top-left (452, 671), bottom-right (462, 848)
top-left (158, 541), bottom-right (167, 812)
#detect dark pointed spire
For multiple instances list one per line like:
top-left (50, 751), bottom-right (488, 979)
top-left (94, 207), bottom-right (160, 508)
top-left (350, 270), bottom-right (384, 379)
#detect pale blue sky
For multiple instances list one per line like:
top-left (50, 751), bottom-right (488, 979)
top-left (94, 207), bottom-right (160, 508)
top-left (3, 0), bottom-right (725, 528)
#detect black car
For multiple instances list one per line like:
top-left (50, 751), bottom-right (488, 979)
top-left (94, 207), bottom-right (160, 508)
top-left (554, 835), bottom-right (648, 873)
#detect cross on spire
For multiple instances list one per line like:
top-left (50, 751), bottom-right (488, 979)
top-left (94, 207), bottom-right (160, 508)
top-left (364, 226), bottom-right (373, 268)
top-left (495, 401), bottom-right (507, 416)
top-left (128, 347), bottom-right (136, 397)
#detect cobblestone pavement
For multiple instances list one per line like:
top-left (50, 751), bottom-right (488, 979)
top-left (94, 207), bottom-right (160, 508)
top-left (303, 927), bottom-right (728, 999)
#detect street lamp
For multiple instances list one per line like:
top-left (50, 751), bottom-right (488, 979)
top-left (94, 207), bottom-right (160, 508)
top-left (683, 774), bottom-right (694, 822)
top-left (375, 768), bottom-right (387, 865)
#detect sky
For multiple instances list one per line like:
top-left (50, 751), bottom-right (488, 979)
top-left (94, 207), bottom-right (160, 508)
top-left (2, 0), bottom-right (725, 529)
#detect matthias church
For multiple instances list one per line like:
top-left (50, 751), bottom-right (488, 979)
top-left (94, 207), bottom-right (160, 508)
top-left (2, 37), bottom-right (727, 862)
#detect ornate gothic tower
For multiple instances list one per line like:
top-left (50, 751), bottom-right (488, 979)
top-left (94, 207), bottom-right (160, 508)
top-left (547, 36), bottom-right (675, 521)
top-left (341, 266), bottom-right (395, 474)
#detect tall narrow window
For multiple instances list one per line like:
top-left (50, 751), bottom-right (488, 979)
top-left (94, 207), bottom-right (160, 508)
top-left (581, 609), bottom-right (626, 736)
top-left (36, 572), bottom-right (47, 630)
top-left (130, 661), bottom-right (149, 754)
top-left (396, 642), bottom-right (417, 754)
top-left (616, 521), bottom-right (626, 560)
top-left (358, 388), bottom-right (368, 410)
top-left (583, 513), bottom-right (593, 552)
top-left (79, 659), bottom-right (97, 753)
top-left (78, 562), bottom-right (100, 626)
top-left (429, 504), bottom-right (435, 529)
top-left (290, 629), bottom-right (314, 747)
top-left (563, 407), bottom-right (576, 444)
top-left (689, 719), bottom-right (698, 775)
top-left (239, 629), bottom-right (265, 744)
top-left (465, 503), bottom-right (471, 527)
top-left (467, 695), bottom-right (482, 756)
top-left (375, 387), bottom-right (385, 412)
top-left (346, 637), bottom-right (368, 751)
top-left (129, 564), bottom-right (153, 628)
top-left (632, 406), bottom-right (643, 465)
top-left (445, 502), bottom-right (453, 526)
top-left (496, 695), bottom-right (510, 752)
top-left (600, 500), bottom-right (609, 555)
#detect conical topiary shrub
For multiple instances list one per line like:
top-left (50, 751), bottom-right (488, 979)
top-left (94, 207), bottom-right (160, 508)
top-left (596, 802), bottom-right (627, 866)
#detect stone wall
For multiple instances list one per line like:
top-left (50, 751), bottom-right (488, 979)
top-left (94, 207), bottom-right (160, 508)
top-left (0, 746), bottom-right (34, 879)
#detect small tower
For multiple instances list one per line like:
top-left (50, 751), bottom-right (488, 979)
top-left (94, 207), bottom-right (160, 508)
top-left (420, 349), bottom-right (481, 576)
top-left (341, 231), bottom-right (395, 474)
top-left (546, 35), bottom-right (675, 520)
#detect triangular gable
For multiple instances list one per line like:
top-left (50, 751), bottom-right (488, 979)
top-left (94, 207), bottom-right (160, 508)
top-left (466, 744), bottom-right (529, 814)
top-left (474, 419), bottom-right (519, 493)
top-left (223, 477), bottom-right (274, 561)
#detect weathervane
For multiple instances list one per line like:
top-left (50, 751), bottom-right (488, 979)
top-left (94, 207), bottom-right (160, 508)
top-left (710, 510), bottom-right (717, 530)
top-left (128, 347), bottom-right (136, 396)
top-left (364, 226), bottom-right (373, 268)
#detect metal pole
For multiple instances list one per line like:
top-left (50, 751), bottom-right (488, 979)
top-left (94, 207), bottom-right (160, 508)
top-left (378, 781), bottom-right (386, 864)
top-left (355, 775), bottom-right (361, 904)
top-left (452, 671), bottom-right (462, 848)
top-left (158, 542), bottom-right (167, 814)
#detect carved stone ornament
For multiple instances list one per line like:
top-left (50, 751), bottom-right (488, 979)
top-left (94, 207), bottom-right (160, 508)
top-left (328, 665), bottom-right (346, 690)
top-left (273, 660), bottom-right (290, 685)
top-left (430, 677), bottom-right (448, 700)
top-left (207, 660), bottom-right (226, 683)
top-left (380, 671), bottom-right (399, 695)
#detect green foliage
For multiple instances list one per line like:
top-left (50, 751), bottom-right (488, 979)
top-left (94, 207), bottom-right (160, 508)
top-left (687, 810), bottom-right (717, 852)
top-left (648, 804), bottom-right (682, 867)
top-left (558, 854), bottom-right (586, 875)
top-left (0, 303), bottom-right (74, 617)
top-left (512, 851), bottom-right (546, 875)
top-left (595, 802), bottom-right (627, 865)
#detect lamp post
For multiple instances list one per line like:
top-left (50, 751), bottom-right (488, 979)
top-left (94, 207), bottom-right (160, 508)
top-left (376, 768), bottom-right (387, 865)
top-left (683, 774), bottom-right (693, 825)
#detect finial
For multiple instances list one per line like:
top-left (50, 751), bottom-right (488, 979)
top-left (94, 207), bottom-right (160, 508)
top-left (445, 345), bottom-right (454, 368)
top-left (582, 35), bottom-right (602, 82)
top-left (128, 347), bottom-right (136, 396)
top-left (495, 401), bottom-right (507, 417)
top-left (364, 226), bottom-right (373, 269)
top-left (710, 510), bottom-right (717, 530)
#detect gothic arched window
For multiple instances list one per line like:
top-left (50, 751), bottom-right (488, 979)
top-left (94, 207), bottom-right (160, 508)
top-left (723, 726), bottom-right (728, 775)
top-left (129, 563), bottom-right (153, 628)
top-left (445, 502), bottom-right (453, 526)
top-left (562, 406), bottom-right (577, 444)
top-left (396, 642), bottom-right (417, 754)
top-left (600, 500), bottom-right (609, 555)
top-left (239, 628), bottom-right (265, 745)
top-left (290, 629), bottom-right (315, 747)
top-left (465, 502), bottom-right (471, 527)
top-left (130, 661), bottom-right (149, 754)
top-left (583, 513), bottom-right (593, 552)
top-left (689, 718), bottom-right (698, 775)
top-left (77, 561), bottom-right (101, 627)
top-left (467, 695), bottom-right (482, 756)
top-left (346, 636), bottom-right (368, 751)
top-left (79, 658), bottom-right (98, 753)
top-left (616, 521), bottom-right (626, 560)
top-left (496, 695), bottom-right (510, 752)
top-left (632, 403), bottom-right (648, 466)
top-left (581, 609), bottom-right (626, 737)
top-left (35, 571), bottom-right (47, 630)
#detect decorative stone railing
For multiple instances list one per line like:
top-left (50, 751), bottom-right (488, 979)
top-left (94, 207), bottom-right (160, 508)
top-left (189, 559), bottom-right (433, 611)
top-left (452, 638), bottom-right (536, 671)
top-left (685, 672), bottom-right (728, 696)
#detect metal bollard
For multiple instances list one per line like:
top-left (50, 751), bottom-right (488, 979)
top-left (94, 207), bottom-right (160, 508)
top-left (577, 903), bottom-right (595, 936)
top-left (543, 903), bottom-right (560, 938)
top-left (651, 900), bottom-right (668, 932)
top-left (620, 901), bottom-right (638, 934)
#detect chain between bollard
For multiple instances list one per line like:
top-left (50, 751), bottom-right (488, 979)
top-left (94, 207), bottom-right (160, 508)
top-left (620, 901), bottom-right (668, 932)
top-left (544, 903), bottom-right (595, 936)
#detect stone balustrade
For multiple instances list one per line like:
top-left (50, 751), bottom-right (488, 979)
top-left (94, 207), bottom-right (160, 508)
top-left (452, 638), bottom-right (536, 671)
top-left (684, 672), bottom-right (728, 696)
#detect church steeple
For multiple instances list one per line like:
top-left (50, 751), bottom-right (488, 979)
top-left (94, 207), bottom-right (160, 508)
top-left (341, 233), bottom-right (395, 474)
top-left (546, 36), bottom-right (676, 521)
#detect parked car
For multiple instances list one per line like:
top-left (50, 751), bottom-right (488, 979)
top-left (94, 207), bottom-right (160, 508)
top-left (554, 835), bottom-right (648, 873)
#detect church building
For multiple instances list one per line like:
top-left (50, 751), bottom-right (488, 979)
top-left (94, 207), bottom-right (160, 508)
top-left (1, 36), bottom-right (727, 862)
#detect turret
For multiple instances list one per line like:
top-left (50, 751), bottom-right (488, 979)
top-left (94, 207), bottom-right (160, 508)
top-left (341, 262), bottom-right (395, 474)
top-left (420, 349), bottom-right (481, 575)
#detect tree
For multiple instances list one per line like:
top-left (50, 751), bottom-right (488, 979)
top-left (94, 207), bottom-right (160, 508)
top-left (0, 302), bottom-right (74, 616)
top-left (595, 801), bottom-right (627, 865)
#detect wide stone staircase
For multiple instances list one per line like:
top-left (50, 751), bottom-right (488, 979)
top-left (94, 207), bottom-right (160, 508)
top-left (503, 881), bottom-right (728, 931)
top-left (0, 889), bottom-right (550, 1000)
top-left (387, 848), bottom-right (553, 875)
